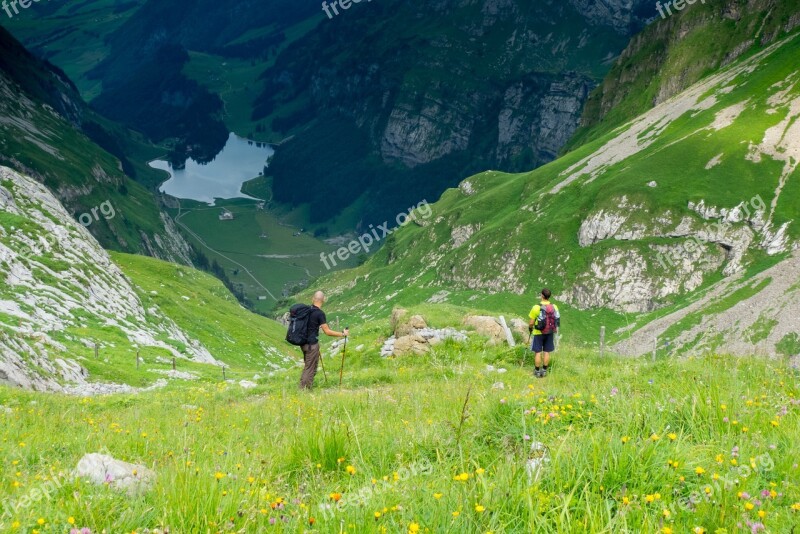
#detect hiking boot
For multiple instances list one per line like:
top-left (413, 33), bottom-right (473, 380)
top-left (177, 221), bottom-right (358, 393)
top-left (534, 369), bottom-right (544, 378)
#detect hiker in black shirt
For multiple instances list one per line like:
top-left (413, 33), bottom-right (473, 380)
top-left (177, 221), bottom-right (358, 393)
top-left (300, 291), bottom-right (348, 389)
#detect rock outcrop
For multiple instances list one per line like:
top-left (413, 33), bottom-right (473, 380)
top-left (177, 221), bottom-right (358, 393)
top-left (0, 166), bottom-right (221, 391)
top-left (464, 316), bottom-right (507, 346)
top-left (76, 453), bottom-right (154, 495)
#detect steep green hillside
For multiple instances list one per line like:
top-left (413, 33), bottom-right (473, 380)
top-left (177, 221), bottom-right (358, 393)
top-left (0, 0), bottom-right (144, 99)
top-left (0, 166), bottom-right (293, 390)
top-left (0, 26), bottom-right (191, 263)
top-left (298, 28), bottom-right (800, 357)
top-left (113, 252), bottom-right (293, 369)
top-left (570, 0), bottom-right (800, 149)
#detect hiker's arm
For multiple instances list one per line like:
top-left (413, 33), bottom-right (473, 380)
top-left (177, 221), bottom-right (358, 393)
top-left (321, 324), bottom-right (349, 338)
top-left (528, 306), bottom-right (539, 330)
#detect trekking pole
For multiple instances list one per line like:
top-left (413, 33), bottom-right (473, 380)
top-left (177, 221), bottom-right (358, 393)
top-left (521, 332), bottom-right (532, 368)
top-left (319, 352), bottom-right (328, 383)
top-left (338, 329), bottom-right (348, 387)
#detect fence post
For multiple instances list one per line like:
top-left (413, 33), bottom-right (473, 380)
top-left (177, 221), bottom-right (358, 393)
top-left (600, 326), bottom-right (606, 357)
top-left (652, 337), bottom-right (657, 362)
top-left (172, 357), bottom-right (176, 371)
top-left (222, 367), bottom-right (226, 380)
top-left (498, 316), bottom-right (516, 347)
top-left (136, 349), bottom-right (140, 370)
top-left (94, 343), bottom-right (99, 359)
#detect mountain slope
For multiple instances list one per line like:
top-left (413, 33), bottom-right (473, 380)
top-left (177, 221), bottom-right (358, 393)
top-left (303, 26), bottom-right (800, 357)
top-left (259, 0), bottom-right (656, 225)
top-left (569, 0), bottom-right (800, 149)
top-left (0, 166), bottom-right (293, 391)
top-left (0, 26), bottom-right (191, 264)
top-left (7, 0), bottom-right (657, 228)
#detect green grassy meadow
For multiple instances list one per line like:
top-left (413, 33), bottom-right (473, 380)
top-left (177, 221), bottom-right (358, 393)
top-left (163, 199), bottom-right (356, 312)
top-left (1, 345), bottom-right (799, 533)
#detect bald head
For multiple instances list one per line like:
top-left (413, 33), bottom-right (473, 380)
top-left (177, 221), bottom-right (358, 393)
top-left (312, 291), bottom-right (326, 306)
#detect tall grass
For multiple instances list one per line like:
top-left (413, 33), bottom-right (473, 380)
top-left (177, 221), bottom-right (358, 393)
top-left (1, 346), bottom-right (798, 532)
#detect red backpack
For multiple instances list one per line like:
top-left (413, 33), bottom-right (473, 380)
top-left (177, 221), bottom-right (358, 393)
top-left (536, 304), bottom-right (558, 334)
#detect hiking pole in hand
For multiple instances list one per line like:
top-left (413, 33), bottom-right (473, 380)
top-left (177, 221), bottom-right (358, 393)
top-left (319, 352), bottom-right (328, 383)
top-left (521, 331), bottom-right (532, 368)
top-left (338, 329), bottom-right (348, 387)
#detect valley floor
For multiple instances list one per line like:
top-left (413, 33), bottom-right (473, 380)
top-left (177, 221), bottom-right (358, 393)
top-left (1, 347), bottom-right (799, 533)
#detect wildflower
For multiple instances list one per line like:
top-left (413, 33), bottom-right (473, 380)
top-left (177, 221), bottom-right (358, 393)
top-left (758, 510), bottom-right (766, 519)
top-left (330, 493), bottom-right (342, 502)
top-left (475, 504), bottom-right (486, 513)
top-left (770, 420), bottom-right (779, 427)
top-left (716, 454), bottom-right (724, 464)
top-left (791, 503), bottom-right (800, 511)
top-left (37, 519), bottom-right (45, 526)
top-left (68, 518), bottom-right (76, 525)
top-left (337, 457), bottom-right (345, 464)
top-left (374, 512), bottom-right (381, 519)
top-left (663, 509), bottom-right (671, 518)
top-left (695, 467), bottom-right (706, 475)
top-left (621, 436), bottom-right (630, 444)
top-left (693, 528), bottom-right (706, 534)
top-left (454, 472), bottom-right (470, 482)
top-left (651, 434), bottom-right (660, 441)
top-left (668, 433), bottom-right (677, 441)
top-left (452, 511), bottom-right (460, 518)
top-left (745, 502), bottom-right (755, 511)
top-left (408, 522), bottom-right (420, 534)
top-left (11, 522), bottom-right (20, 529)
top-left (475, 468), bottom-right (485, 475)
top-left (662, 528), bottom-right (673, 534)
top-left (346, 465), bottom-right (356, 475)
top-left (622, 496), bottom-right (630, 505)
top-left (433, 493), bottom-right (443, 499)
top-left (215, 472), bottom-right (225, 480)
top-left (645, 494), bottom-right (657, 503)
top-left (309, 517), bottom-right (316, 526)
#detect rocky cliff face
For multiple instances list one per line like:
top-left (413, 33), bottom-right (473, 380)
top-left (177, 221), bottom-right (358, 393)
top-left (0, 166), bottom-right (217, 391)
top-left (262, 0), bottom-right (655, 223)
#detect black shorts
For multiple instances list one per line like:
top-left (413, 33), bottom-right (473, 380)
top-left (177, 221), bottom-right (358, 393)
top-left (531, 333), bottom-right (555, 353)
